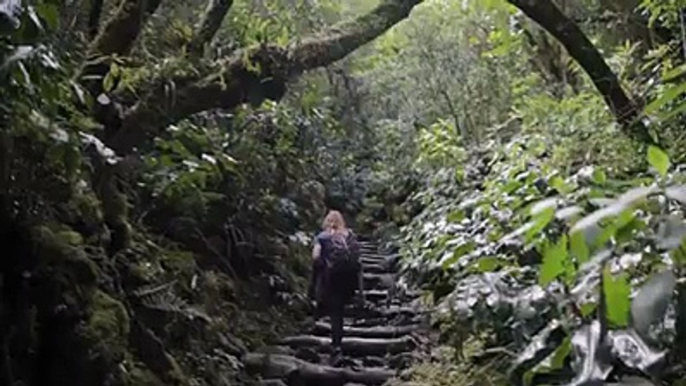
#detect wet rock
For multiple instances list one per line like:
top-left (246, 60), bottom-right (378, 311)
top-left (362, 356), bottom-right (386, 367)
top-left (218, 333), bottom-right (247, 356)
top-left (244, 353), bottom-right (395, 386)
top-left (388, 352), bottom-right (416, 369)
top-left (313, 322), bottom-right (421, 339)
top-left (295, 346), bottom-right (321, 363)
top-left (280, 335), bottom-right (417, 357)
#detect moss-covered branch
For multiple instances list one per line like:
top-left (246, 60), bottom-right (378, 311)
top-left (106, 0), bottom-right (425, 154)
top-left (287, 0), bottom-right (422, 70)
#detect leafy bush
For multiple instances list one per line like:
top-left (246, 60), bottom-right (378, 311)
top-left (398, 127), bottom-right (686, 384)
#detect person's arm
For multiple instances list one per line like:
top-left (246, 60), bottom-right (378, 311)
top-left (312, 242), bottom-right (321, 260)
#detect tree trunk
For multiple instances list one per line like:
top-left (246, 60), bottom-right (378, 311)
top-left (187, 0), bottom-right (234, 56)
top-left (89, 0), bottom-right (164, 57)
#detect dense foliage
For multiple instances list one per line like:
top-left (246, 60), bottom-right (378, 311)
top-left (372, 1), bottom-right (686, 385)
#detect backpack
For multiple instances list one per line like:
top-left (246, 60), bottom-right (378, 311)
top-left (324, 231), bottom-right (361, 288)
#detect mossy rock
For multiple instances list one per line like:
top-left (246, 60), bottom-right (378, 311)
top-left (74, 192), bottom-right (104, 224)
top-left (126, 363), bottom-right (165, 386)
top-left (84, 290), bottom-right (130, 358)
top-left (32, 225), bottom-right (78, 261)
top-left (128, 262), bottom-right (157, 284)
top-left (57, 229), bottom-right (85, 246)
top-left (31, 225), bottom-right (99, 286)
top-left (160, 250), bottom-right (196, 275)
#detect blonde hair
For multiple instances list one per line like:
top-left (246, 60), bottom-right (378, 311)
top-left (322, 210), bottom-right (346, 234)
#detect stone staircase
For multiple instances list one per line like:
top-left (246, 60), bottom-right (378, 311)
top-left (245, 238), bottom-right (430, 386)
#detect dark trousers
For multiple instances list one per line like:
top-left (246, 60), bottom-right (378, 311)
top-left (310, 260), bottom-right (346, 349)
top-left (328, 294), bottom-right (345, 349)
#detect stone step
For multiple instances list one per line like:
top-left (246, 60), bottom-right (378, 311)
top-left (249, 238), bottom-right (427, 386)
top-left (312, 322), bottom-right (421, 339)
top-left (362, 273), bottom-right (393, 289)
top-left (245, 353), bottom-right (395, 386)
top-left (361, 263), bottom-right (388, 274)
top-left (342, 304), bottom-right (421, 319)
top-left (363, 289), bottom-right (393, 302)
top-left (322, 314), bottom-right (424, 328)
top-left (279, 335), bottom-right (417, 357)
top-left (363, 289), bottom-right (422, 302)
top-left (361, 259), bottom-right (387, 267)
top-left (360, 253), bottom-right (398, 260)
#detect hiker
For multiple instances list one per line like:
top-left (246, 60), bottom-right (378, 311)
top-left (309, 210), bottom-right (364, 361)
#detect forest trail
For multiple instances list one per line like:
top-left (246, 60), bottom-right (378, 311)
top-left (243, 238), bottom-right (432, 386)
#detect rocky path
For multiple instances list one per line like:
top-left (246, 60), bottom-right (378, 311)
top-left (244, 238), bottom-right (431, 386)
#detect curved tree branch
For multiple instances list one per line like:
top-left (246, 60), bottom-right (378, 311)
top-left (188, 0), bottom-right (234, 56)
top-left (508, 0), bottom-right (653, 144)
top-left (287, 0), bottom-right (422, 70)
top-left (107, 0), bottom-right (425, 154)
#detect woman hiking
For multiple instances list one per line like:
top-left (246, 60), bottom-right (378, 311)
top-left (309, 210), bottom-right (364, 364)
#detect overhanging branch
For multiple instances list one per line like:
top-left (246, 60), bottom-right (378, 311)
top-left (107, 0), bottom-right (425, 154)
top-left (508, 0), bottom-right (653, 144)
top-left (288, 0), bottom-right (422, 70)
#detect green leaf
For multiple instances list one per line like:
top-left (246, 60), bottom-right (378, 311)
top-left (524, 207), bottom-right (555, 243)
top-left (102, 63), bottom-right (120, 92)
top-left (502, 179), bottom-right (521, 194)
top-left (657, 100), bottom-right (686, 122)
top-left (645, 82), bottom-right (686, 115)
top-left (550, 336), bottom-right (572, 369)
top-left (580, 302), bottom-right (597, 317)
top-left (603, 267), bottom-right (631, 328)
top-left (540, 235), bottom-right (567, 286)
top-left (447, 210), bottom-right (465, 223)
top-left (647, 145), bottom-right (670, 176)
top-left (592, 169), bottom-right (607, 185)
top-left (550, 176), bottom-right (571, 194)
top-left (592, 210), bottom-right (635, 248)
top-left (440, 241), bottom-right (475, 270)
top-left (662, 64), bottom-right (686, 82)
top-left (570, 230), bottom-right (589, 264)
top-left (475, 256), bottom-right (500, 272)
